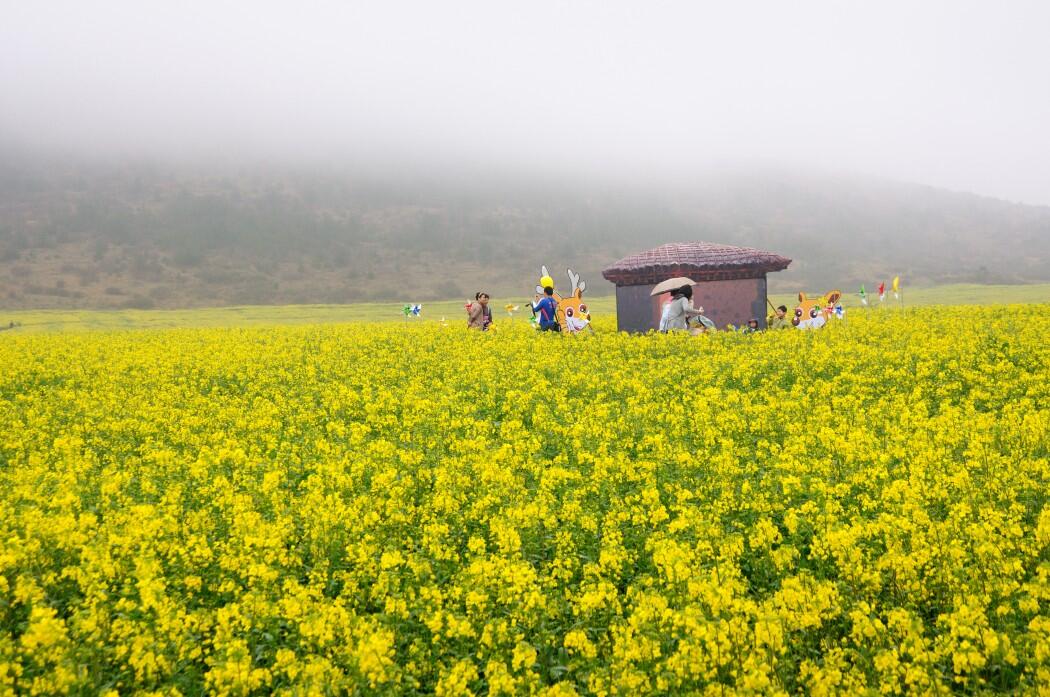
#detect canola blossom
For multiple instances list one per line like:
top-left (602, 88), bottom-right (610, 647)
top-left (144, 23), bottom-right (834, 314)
top-left (1, 306), bottom-right (1048, 695)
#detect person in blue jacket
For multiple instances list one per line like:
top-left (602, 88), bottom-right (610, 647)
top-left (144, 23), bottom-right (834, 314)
top-left (531, 285), bottom-right (561, 332)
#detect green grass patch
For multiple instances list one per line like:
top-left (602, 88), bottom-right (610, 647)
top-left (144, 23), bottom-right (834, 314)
top-left (1, 283), bottom-right (1047, 333)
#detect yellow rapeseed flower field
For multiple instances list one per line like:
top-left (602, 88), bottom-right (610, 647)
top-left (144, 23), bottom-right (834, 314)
top-left (1, 306), bottom-right (1048, 695)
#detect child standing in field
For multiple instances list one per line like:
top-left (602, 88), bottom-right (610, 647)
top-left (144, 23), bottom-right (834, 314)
top-left (467, 292), bottom-right (492, 330)
top-left (769, 305), bottom-right (790, 329)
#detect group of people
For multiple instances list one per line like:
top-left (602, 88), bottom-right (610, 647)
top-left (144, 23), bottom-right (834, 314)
top-left (737, 304), bottom-right (793, 333)
top-left (466, 292), bottom-right (493, 330)
top-left (464, 285), bottom-right (563, 332)
top-left (467, 283), bottom-right (798, 334)
top-left (659, 284), bottom-right (795, 334)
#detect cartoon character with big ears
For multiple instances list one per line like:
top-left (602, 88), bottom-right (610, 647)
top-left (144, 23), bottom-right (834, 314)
top-left (792, 290), bottom-right (843, 329)
top-left (533, 265), bottom-right (593, 334)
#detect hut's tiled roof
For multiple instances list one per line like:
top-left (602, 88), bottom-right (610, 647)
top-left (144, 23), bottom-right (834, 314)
top-left (602, 242), bottom-right (791, 285)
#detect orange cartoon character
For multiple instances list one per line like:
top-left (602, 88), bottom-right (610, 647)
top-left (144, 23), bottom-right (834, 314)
top-left (792, 290), bottom-right (843, 329)
top-left (558, 268), bottom-right (593, 334)
top-left (534, 266), bottom-right (594, 334)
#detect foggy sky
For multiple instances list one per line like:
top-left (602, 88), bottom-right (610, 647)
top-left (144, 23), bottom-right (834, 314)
top-left (3, 1), bottom-right (1050, 205)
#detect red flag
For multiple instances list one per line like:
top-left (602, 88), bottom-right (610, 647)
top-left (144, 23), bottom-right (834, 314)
top-left (877, 281), bottom-right (886, 301)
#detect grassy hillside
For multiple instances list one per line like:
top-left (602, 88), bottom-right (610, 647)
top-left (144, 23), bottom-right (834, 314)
top-left (2, 153), bottom-right (1048, 310)
top-left (2, 283), bottom-right (1046, 333)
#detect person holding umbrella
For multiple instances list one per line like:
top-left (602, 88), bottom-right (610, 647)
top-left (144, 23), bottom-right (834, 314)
top-left (652, 278), bottom-right (706, 332)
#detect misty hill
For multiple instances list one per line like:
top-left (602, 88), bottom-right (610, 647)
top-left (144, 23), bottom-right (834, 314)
top-left (2, 155), bottom-right (1048, 309)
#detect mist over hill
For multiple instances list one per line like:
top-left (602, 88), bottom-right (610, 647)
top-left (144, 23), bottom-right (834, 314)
top-left (2, 152), bottom-right (1048, 310)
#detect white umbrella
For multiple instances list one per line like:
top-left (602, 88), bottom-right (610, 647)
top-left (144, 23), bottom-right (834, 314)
top-left (650, 277), bottom-right (696, 296)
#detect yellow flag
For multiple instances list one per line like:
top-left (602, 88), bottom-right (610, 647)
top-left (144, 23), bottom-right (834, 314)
top-left (892, 276), bottom-right (900, 293)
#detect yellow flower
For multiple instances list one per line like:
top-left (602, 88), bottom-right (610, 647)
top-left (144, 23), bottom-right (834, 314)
top-left (1, 305), bottom-right (1047, 694)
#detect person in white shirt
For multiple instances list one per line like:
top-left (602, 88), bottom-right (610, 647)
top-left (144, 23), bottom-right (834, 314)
top-left (659, 285), bottom-right (705, 332)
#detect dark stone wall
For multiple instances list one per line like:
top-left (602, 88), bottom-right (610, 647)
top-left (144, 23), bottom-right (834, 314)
top-left (614, 276), bottom-right (770, 332)
top-left (754, 276), bottom-right (769, 328)
top-left (614, 284), bottom-right (660, 333)
top-left (694, 276), bottom-right (767, 329)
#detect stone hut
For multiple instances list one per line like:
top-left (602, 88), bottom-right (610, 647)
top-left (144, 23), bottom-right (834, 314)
top-left (602, 242), bottom-right (792, 332)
